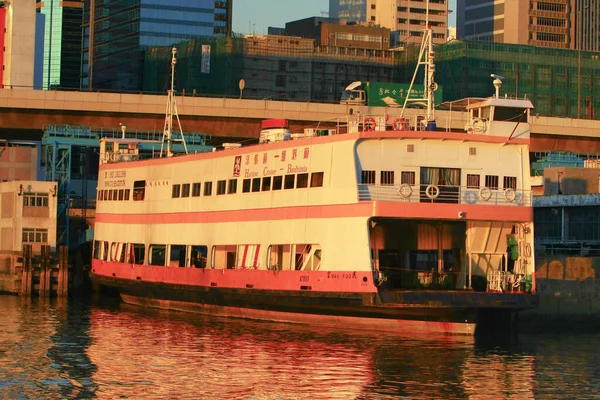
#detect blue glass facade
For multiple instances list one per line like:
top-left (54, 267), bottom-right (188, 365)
top-left (82, 0), bottom-right (231, 90)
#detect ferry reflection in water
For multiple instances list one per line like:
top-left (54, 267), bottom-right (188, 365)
top-left (84, 303), bottom-right (535, 399)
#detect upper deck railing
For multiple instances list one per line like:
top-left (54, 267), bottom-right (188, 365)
top-left (358, 184), bottom-right (532, 207)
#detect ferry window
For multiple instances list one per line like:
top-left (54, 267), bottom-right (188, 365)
top-left (212, 245), bottom-right (237, 269)
top-left (401, 171), bottom-right (415, 185)
top-left (467, 174), bottom-right (480, 188)
top-left (133, 180), bottom-right (146, 201)
top-left (272, 176), bottom-right (283, 190)
top-left (118, 189), bottom-right (124, 201)
top-left (268, 244), bottom-right (292, 270)
top-left (125, 189), bottom-right (130, 201)
top-left (381, 171), bottom-right (395, 186)
top-left (297, 173), bottom-right (309, 188)
top-left (190, 245), bottom-right (208, 268)
top-left (504, 176), bottom-right (517, 190)
top-left (242, 179), bottom-right (251, 193)
top-left (217, 180), bottom-right (227, 195)
top-left (294, 244), bottom-right (322, 271)
top-left (112, 190), bottom-right (117, 200)
top-left (262, 177), bottom-right (271, 191)
top-left (252, 178), bottom-right (261, 192)
top-left (182, 183), bottom-right (190, 197)
top-left (192, 182), bottom-right (201, 197)
top-left (170, 245), bottom-right (186, 267)
top-left (104, 190), bottom-right (108, 200)
top-left (149, 244), bottom-right (166, 266)
top-left (494, 107), bottom-right (526, 122)
top-left (97, 191), bottom-right (101, 201)
top-left (228, 179), bottom-right (238, 194)
top-left (284, 174), bottom-right (295, 189)
top-left (103, 241), bottom-right (109, 261)
top-left (361, 170), bottom-right (375, 184)
top-left (485, 175), bottom-right (499, 190)
top-left (108, 190), bottom-right (113, 201)
top-left (93, 240), bottom-right (102, 260)
top-left (132, 243), bottom-right (145, 264)
top-left (310, 172), bottom-right (324, 187)
top-left (204, 182), bottom-right (213, 196)
top-left (172, 184), bottom-right (181, 198)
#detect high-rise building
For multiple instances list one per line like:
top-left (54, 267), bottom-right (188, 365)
top-left (81, 0), bottom-right (233, 91)
top-left (36, 0), bottom-right (84, 89)
top-left (455, 0), bottom-right (600, 50)
top-left (329, 0), bottom-right (448, 45)
top-left (1, 0), bottom-right (38, 89)
top-left (575, 0), bottom-right (600, 51)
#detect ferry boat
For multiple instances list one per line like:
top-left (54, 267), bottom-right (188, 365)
top-left (90, 26), bottom-right (538, 336)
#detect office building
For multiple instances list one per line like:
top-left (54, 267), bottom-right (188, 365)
top-left (1, 0), bottom-right (37, 89)
top-left (82, 0), bottom-right (233, 91)
top-left (329, 0), bottom-right (448, 45)
top-left (575, 0), bottom-right (600, 51)
top-left (36, 0), bottom-right (84, 89)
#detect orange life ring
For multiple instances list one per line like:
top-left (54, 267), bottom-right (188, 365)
top-left (364, 117), bottom-right (376, 132)
top-left (393, 118), bottom-right (407, 131)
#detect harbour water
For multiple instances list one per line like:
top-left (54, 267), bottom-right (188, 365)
top-left (1, 295), bottom-right (599, 400)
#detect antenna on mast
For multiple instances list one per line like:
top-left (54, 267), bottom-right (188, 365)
top-left (161, 47), bottom-right (188, 158)
top-left (400, 0), bottom-right (438, 131)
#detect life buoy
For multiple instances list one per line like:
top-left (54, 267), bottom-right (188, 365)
top-left (463, 190), bottom-right (478, 204)
top-left (471, 118), bottom-right (485, 133)
top-left (504, 188), bottom-right (517, 203)
top-left (425, 184), bottom-right (440, 199)
top-left (364, 117), bottom-right (376, 132)
top-left (393, 118), bottom-right (407, 131)
top-left (479, 187), bottom-right (492, 202)
top-left (397, 184), bottom-right (412, 198)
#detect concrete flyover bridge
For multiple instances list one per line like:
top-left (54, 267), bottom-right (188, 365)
top-left (0, 88), bottom-right (600, 152)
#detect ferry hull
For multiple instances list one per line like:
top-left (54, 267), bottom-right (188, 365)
top-left (91, 272), bottom-right (538, 335)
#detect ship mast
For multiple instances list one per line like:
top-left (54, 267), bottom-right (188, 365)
top-left (401, 0), bottom-right (438, 130)
top-left (161, 47), bottom-right (188, 158)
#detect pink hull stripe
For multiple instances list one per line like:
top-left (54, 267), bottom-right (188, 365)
top-left (121, 294), bottom-right (476, 335)
top-left (95, 202), bottom-right (532, 225)
top-left (92, 260), bottom-right (378, 293)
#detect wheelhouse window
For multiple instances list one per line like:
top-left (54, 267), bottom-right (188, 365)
top-left (133, 180), bottom-right (146, 201)
top-left (494, 107), bottom-right (527, 122)
top-left (361, 170), bottom-right (375, 184)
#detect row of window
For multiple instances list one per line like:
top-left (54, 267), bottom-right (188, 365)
top-left (94, 241), bottom-right (322, 271)
top-left (360, 170), bottom-right (518, 190)
top-left (23, 193), bottom-right (49, 208)
top-left (22, 228), bottom-right (49, 243)
top-left (171, 172), bottom-right (325, 199)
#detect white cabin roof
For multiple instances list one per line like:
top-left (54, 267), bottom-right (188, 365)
top-left (467, 97), bottom-right (534, 110)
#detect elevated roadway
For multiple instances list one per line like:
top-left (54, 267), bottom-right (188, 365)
top-left (0, 89), bottom-right (599, 152)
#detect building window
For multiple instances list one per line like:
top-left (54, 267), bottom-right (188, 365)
top-left (485, 175), bottom-right (499, 190)
top-left (504, 176), bottom-right (517, 190)
top-left (172, 184), bottom-right (181, 198)
top-left (217, 180), bottom-right (227, 195)
top-left (275, 75), bottom-right (286, 87)
top-left (22, 228), bottom-right (48, 243)
top-left (361, 170), bottom-right (375, 184)
top-left (23, 193), bottom-right (49, 207)
top-left (380, 171), bottom-right (395, 185)
top-left (401, 171), bottom-right (415, 185)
